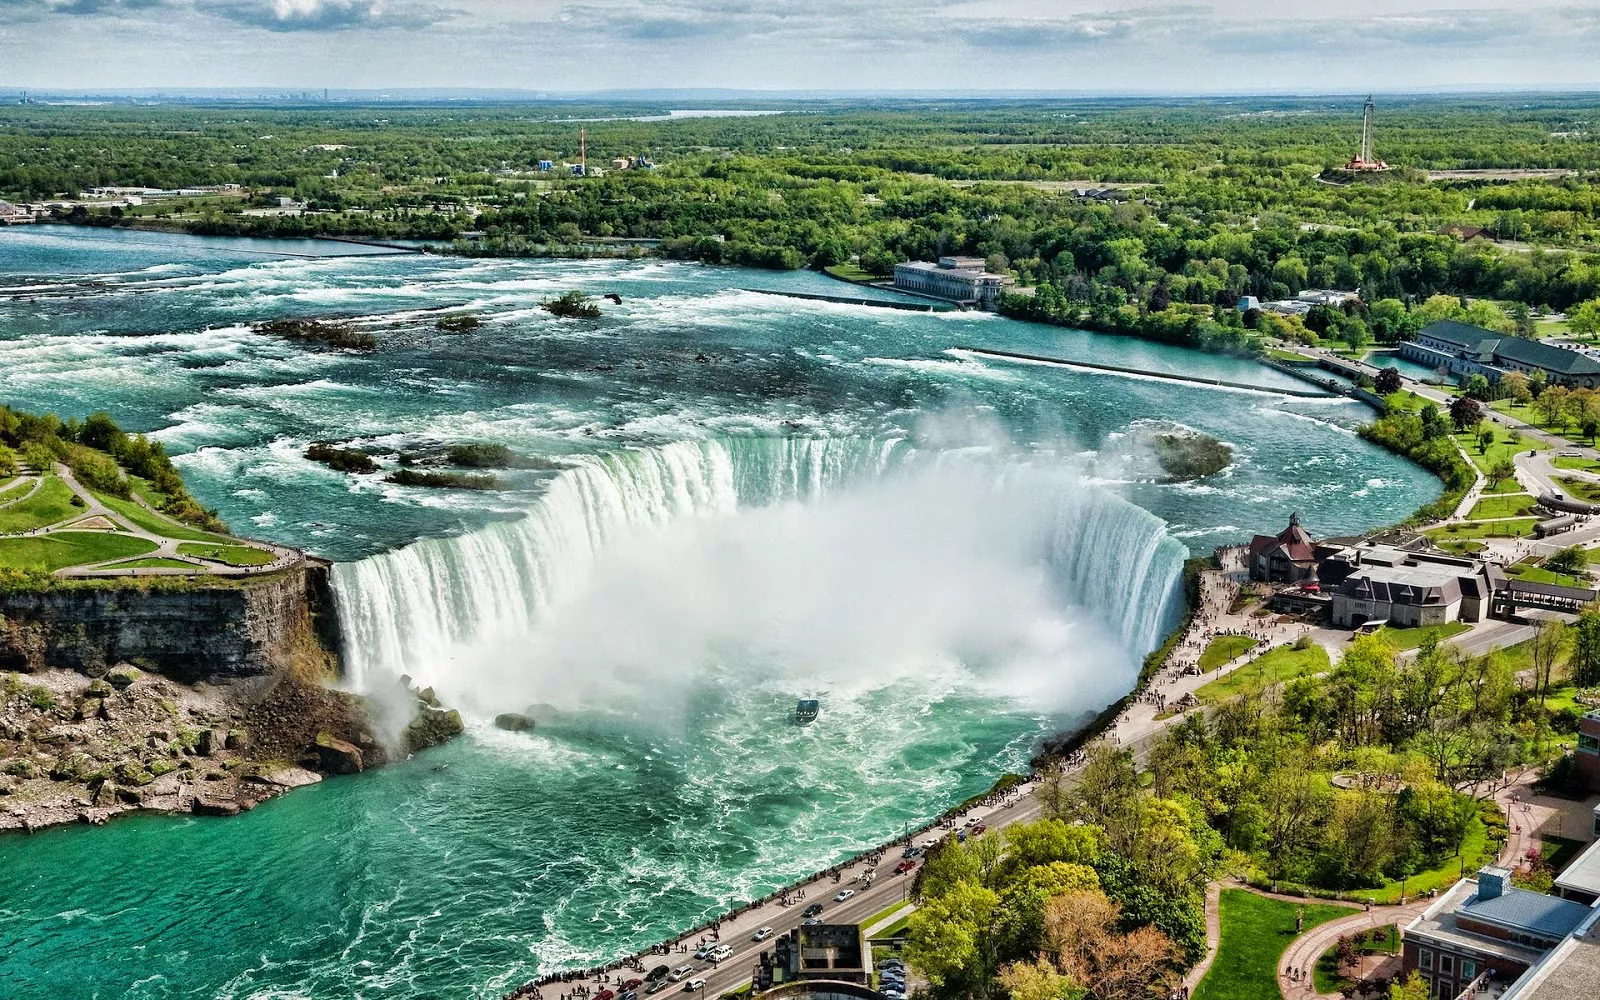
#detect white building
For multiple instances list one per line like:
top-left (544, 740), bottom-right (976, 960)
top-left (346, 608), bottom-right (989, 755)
top-left (892, 256), bottom-right (1014, 310)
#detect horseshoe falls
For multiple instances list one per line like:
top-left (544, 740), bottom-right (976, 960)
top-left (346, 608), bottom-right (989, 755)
top-left (0, 227), bottom-right (1437, 999)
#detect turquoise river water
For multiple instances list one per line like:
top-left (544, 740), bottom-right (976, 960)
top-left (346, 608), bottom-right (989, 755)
top-left (0, 227), bottom-right (1436, 998)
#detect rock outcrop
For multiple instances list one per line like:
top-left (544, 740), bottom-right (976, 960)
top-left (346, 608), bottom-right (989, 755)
top-left (0, 561), bottom-right (342, 684)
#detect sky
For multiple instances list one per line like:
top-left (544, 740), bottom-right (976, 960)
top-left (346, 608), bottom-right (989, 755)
top-left (0, 0), bottom-right (1597, 93)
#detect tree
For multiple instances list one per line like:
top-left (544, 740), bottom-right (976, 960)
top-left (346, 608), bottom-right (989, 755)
top-left (1043, 891), bottom-right (1179, 1000)
top-left (1536, 384), bottom-right (1569, 428)
top-left (1501, 370), bottom-right (1532, 405)
top-left (906, 881), bottom-right (1000, 997)
top-left (997, 959), bottom-right (1085, 1000)
top-left (1530, 619), bottom-right (1567, 706)
top-left (1547, 545), bottom-right (1587, 576)
top-left (1374, 367), bottom-right (1402, 395)
top-left (1572, 607), bottom-right (1600, 688)
top-left (1390, 972), bottom-right (1430, 1000)
top-left (1449, 395), bottom-right (1482, 431)
top-left (1569, 298), bottom-right (1600, 339)
top-left (1487, 456), bottom-right (1515, 488)
top-left (1464, 373), bottom-right (1491, 400)
top-left (1477, 426), bottom-right (1494, 454)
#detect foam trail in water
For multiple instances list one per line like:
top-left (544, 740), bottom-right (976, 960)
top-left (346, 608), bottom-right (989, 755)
top-left (330, 437), bottom-right (1186, 720)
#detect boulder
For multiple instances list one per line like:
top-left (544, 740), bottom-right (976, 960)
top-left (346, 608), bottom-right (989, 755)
top-left (405, 707), bottom-right (465, 752)
top-left (106, 666), bottom-right (140, 691)
top-left (313, 733), bottom-right (365, 775)
top-left (84, 679), bottom-right (114, 700)
top-left (494, 713), bottom-right (536, 733)
top-left (191, 797), bottom-right (241, 817)
top-left (195, 729), bottom-right (218, 757)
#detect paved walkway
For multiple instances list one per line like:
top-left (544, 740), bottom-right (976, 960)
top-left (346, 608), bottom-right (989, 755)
top-left (3, 463), bottom-right (301, 577)
top-left (1180, 881), bottom-right (1223, 992)
top-left (1278, 897), bottom-right (1428, 1000)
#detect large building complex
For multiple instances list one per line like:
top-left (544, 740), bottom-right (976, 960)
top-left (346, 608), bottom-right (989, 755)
top-left (1399, 320), bottom-right (1600, 388)
top-left (892, 256), bottom-right (1014, 310)
top-left (1402, 868), bottom-right (1598, 999)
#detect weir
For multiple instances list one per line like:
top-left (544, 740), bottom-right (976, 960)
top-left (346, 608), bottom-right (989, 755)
top-left (956, 346), bottom-right (1338, 397)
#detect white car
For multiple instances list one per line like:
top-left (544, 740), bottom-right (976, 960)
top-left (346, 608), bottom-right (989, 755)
top-left (669, 966), bottom-right (695, 982)
top-left (834, 889), bottom-right (855, 902)
top-left (752, 926), bottom-right (775, 942)
top-left (710, 945), bottom-right (732, 961)
top-left (684, 980), bottom-right (707, 993)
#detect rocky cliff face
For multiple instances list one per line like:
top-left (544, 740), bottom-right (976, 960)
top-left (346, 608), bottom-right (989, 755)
top-left (0, 561), bottom-right (342, 684)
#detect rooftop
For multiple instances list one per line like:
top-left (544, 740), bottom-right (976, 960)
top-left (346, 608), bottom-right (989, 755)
top-left (1408, 880), bottom-right (1577, 966)
top-left (1336, 563), bottom-right (1468, 606)
top-left (1416, 320), bottom-right (1600, 377)
top-left (1501, 907), bottom-right (1600, 1000)
top-left (1553, 838), bottom-right (1600, 899)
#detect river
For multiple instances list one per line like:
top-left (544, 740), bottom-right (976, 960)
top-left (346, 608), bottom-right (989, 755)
top-left (0, 226), bottom-right (1435, 998)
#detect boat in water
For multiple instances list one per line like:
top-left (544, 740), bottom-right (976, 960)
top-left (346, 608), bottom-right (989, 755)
top-left (794, 699), bottom-right (820, 725)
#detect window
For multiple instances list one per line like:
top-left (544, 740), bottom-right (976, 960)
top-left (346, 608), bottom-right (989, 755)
top-left (1439, 955), bottom-right (1454, 976)
top-left (1580, 733), bottom-right (1600, 755)
top-left (1420, 948), bottom-right (1434, 971)
top-left (1460, 960), bottom-right (1476, 982)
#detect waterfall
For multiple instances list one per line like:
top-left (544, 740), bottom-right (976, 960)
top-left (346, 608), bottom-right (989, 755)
top-left (330, 437), bottom-right (1188, 704)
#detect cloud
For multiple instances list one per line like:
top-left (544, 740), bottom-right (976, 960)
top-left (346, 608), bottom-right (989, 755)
top-left (960, 4), bottom-right (1208, 51)
top-left (202, 0), bottom-right (448, 30)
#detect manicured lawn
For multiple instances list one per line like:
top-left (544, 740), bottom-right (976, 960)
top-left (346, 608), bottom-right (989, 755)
top-left (824, 262), bottom-right (886, 282)
top-left (1381, 391), bottom-right (1429, 414)
top-left (1374, 622), bottom-right (1471, 651)
top-left (107, 557), bottom-right (205, 571)
top-left (1482, 477), bottom-right (1526, 495)
top-left (1426, 518), bottom-right (1538, 542)
top-left (1313, 924), bottom-right (1399, 995)
top-left (1506, 563), bottom-right (1590, 588)
top-left (1431, 538), bottom-right (1486, 556)
top-left (1193, 890), bottom-right (1356, 1000)
top-left (0, 476), bottom-right (82, 533)
top-left (0, 531), bottom-right (157, 572)
top-left (92, 491), bottom-right (233, 543)
top-left (1555, 476), bottom-right (1600, 503)
top-left (1454, 427), bottom-right (1547, 476)
top-left (1551, 455), bottom-right (1600, 473)
top-left (1198, 635), bottom-right (1260, 671)
top-left (0, 477), bottom-right (34, 504)
top-left (1466, 494), bottom-right (1537, 520)
top-left (176, 542), bottom-right (275, 566)
top-left (1196, 644), bottom-right (1330, 703)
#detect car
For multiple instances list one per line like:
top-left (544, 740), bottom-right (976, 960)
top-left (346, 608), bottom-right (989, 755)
top-left (694, 944), bottom-right (716, 960)
top-left (624, 979), bottom-right (644, 991)
top-left (900, 846), bottom-right (921, 859)
top-left (955, 830), bottom-right (968, 842)
top-left (880, 977), bottom-right (905, 989)
top-left (803, 903), bottom-right (824, 918)
top-left (880, 959), bottom-right (906, 970)
top-left (647, 983), bottom-right (668, 995)
top-left (881, 991), bottom-right (906, 999)
top-left (752, 926), bottom-right (775, 942)
top-left (834, 889), bottom-right (855, 902)
top-left (620, 991), bottom-right (638, 1000)
top-left (596, 991), bottom-right (614, 1000)
top-left (803, 917), bottom-right (823, 926)
top-left (710, 945), bottom-right (732, 961)
top-left (972, 824), bottom-right (987, 835)
top-left (880, 971), bottom-right (906, 981)
top-left (669, 966), bottom-right (695, 982)
top-left (684, 980), bottom-right (706, 993)
top-left (881, 988), bottom-right (906, 996)
top-left (648, 967), bottom-right (671, 982)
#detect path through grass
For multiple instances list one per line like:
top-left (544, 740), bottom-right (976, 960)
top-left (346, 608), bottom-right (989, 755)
top-left (1194, 890), bottom-right (1355, 1000)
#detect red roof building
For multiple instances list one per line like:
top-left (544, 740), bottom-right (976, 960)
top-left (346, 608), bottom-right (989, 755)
top-left (1247, 512), bottom-right (1319, 584)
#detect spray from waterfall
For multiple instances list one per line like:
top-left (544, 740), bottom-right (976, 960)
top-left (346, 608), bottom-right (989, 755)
top-left (330, 436), bottom-right (1187, 723)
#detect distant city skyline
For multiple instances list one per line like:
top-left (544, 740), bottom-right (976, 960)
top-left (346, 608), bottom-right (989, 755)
top-left (0, 1), bottom-right (1596, 92)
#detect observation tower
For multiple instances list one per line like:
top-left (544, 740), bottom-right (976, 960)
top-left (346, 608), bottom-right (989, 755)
top-left (1343, 95), bottom-right (1390, 171)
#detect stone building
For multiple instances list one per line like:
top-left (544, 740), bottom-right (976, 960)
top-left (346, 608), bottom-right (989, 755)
top-left (892, 257), bottom-right (1014, 310)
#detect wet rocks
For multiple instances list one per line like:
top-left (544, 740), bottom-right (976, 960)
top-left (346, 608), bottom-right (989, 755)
top-left (314, 733), bottom-right (366, 775)
top-left (494, 713), bottom-right (536, 732)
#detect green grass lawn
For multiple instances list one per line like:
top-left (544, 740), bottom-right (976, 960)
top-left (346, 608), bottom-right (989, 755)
top-left (1194, 890), bottom-right (1356, 1000)
top-left (1313, 924), bottom-right (1399, 995)
top-left (0, 531), bottom-right (157, 572)
top-left (106, 557), bottom-right (205, 571)
top-left (1196, 644), bottom-right (1330, 703)
top-left (824, 262), bottom-right (886, 283)
top-left (1466, 494), bottom-right (1538, 520)
top-left (1198, 635), bottom-right (1260, 671)
top-left (1381, 391), bottom-right (1430, 414)
top-left (0, 476), bottom-right (83, 533)
top-left (92, 491), bottom-right (233, 543)
top-left (1455, 427), bottom-right (1548, 476)
top-left (0, 478), bottom-right (35, 505)
top-left (1555, 476), bottom-right (1600, 503)
top-left (1374, 622), bottom-right (1471, 651)
top-left (1482, 477), bottom-right (1526, 495)
top-left (176, 542), bottom-right (275, 566)
top-left (1506, 563), bottom-right (1590, 588)
top-left (1551, 454), bottom-right (1600, 473)
top-left (1426, 518), bottom-right (1539, 542)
